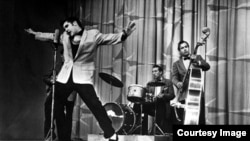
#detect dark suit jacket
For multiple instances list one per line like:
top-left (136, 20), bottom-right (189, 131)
top-left (172, 55), bottom-right (210, 101)
top-left (146, 78), bottom-right (175, 119)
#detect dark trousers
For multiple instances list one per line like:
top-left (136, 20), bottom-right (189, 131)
top-left (44, 90), bottom-right (75, 140)
top-left (54, 75), bottom-right (115, 141)
top-left (133, 101), bottom-right (172, 134)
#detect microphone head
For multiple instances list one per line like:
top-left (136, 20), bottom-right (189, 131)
top-left (54, 29), bottom-right (60, 43)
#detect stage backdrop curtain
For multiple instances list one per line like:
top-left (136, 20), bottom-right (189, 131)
top-left (70, 0), bottom-right (250, 140)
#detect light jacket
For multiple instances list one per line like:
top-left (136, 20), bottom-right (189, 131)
top-left (35, 29), bottom-right (125, 84)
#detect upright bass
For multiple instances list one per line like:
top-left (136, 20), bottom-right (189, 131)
top-left (177, 27), bottom-right (210, 125)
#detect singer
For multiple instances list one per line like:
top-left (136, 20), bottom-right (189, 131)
top-left (25, 17), bottom-right (136, 141)
top-left (171, 40), bottom-right (210, 125)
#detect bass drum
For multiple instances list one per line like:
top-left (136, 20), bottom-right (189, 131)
top-left (104, 103), bottom-right (136, 134)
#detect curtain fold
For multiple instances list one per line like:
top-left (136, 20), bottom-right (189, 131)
top-left (70, 0), bottom-right (250, 140)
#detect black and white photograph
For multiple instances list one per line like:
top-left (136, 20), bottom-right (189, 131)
top-left (0, 0), bottom-right (250, 141)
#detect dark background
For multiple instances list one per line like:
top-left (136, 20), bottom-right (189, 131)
top-left (0, 0), bottom-right (75, 139)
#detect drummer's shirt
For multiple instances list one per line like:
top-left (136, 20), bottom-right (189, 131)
top-left (154, 86), bottom-right (162, 96)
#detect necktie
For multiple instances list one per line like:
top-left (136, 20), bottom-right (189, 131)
top-left (184, 56), bottom-right (190, 60)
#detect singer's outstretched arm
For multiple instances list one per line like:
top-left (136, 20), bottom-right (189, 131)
top-left (24, 28), bottom-right (58, 42)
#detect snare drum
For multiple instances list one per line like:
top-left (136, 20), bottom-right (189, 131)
top-left (104, 103), bottom-right (136, 134)
top-left (127, 84), bottom-right (146, 103)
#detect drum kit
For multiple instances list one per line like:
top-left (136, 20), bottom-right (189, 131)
top-left (99, 72), bottom-right (165, 135)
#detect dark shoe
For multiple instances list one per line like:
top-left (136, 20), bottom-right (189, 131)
top-left (108, 134), bottom-right (118, 141)
top-left (164, 132), bottom-right (173, 136)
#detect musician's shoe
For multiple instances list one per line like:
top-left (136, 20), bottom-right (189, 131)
top-left (108, 133), bottom-right (118, 141)
top-left (44, 135), bottom-right (57, 141)
top-left (44, 138), bottom-right (57, 141)
top-left (44, 132), bottom-right (57, 141)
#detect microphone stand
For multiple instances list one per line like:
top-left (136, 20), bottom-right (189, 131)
top-left (48, 42), bottom-right (58, 141)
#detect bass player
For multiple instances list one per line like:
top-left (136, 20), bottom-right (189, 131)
top-left (171, 40), bottom-right (210, 125)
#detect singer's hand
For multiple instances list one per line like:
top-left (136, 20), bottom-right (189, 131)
top-left (62, 31), bottom-right (70, 42)
top-left (24, 28), bottom-right (36, 35)
top-left (124, 21), bottom-right (136, 36)
top-left (63, 31), bottom-right (69, 37)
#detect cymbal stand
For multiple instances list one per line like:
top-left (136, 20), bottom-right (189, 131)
top-left (152, 95), bottom-right (164, 135)
top-left (109, 80), bottom-right (113, 102)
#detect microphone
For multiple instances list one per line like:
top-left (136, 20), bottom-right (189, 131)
top-left (53, 29), bottom-right (60, 44)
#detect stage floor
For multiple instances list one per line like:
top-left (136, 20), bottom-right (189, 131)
top-left (0, 134), bottom-right (173, 141)
top-left (88, 134), bottom-right (173, 141)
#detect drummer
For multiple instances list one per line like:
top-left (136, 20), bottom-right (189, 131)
top-left (135, 64), bottom-right (175, 134)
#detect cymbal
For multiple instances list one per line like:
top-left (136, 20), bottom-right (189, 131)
top-left (99, 72), bottom-right (124, 88)
top-left (147, 81), bottom-right (165, 87)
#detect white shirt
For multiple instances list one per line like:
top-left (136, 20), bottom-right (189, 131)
top-left (154, 86), bottom-right (162, 96)
top-left (182, 58), bottom-right (190, 70)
